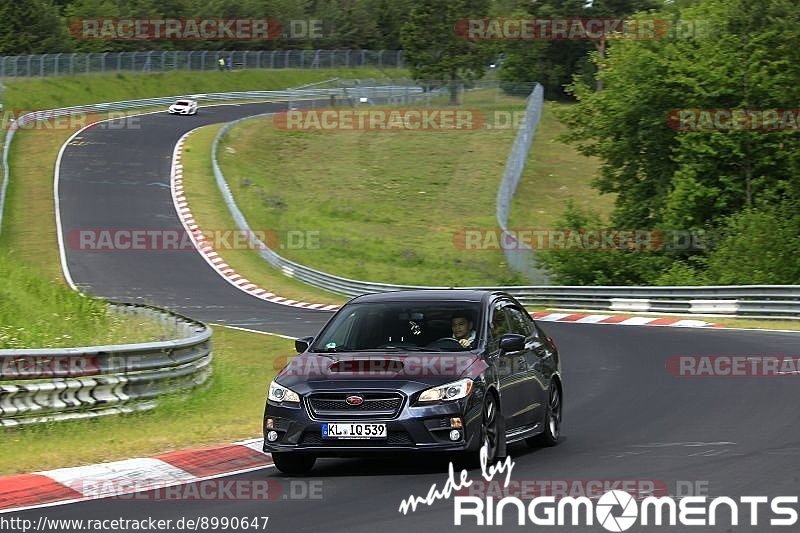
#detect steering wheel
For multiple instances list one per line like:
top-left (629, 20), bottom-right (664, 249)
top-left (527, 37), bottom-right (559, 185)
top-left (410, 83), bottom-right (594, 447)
top-left (426, 337), bottom-right (466, 350)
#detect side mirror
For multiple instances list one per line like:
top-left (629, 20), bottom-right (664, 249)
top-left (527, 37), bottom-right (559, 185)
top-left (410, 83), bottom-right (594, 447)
top-left (499, 333), bottom-right (526, 353)
top-left (295, 336), bottom-right (314, 353)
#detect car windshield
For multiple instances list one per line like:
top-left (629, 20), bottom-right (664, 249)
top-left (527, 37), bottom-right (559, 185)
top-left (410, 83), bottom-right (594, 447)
top-left (175, 100), bottom-right (190, 106)
top-left (310, 300), bottom-right (482, 353)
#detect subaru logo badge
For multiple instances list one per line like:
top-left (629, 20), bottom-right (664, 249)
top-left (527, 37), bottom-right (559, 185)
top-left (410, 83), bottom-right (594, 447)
top-left (346, 395), bottom-right (364, 406)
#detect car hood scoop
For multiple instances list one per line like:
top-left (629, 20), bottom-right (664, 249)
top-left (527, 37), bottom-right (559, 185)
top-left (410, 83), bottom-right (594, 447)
top-left (278, 353), bottom-right (480, 385)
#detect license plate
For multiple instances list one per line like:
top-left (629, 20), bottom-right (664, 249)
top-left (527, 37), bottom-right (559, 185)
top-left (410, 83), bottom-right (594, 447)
top-left (322, 423), bottom-right (387, 439)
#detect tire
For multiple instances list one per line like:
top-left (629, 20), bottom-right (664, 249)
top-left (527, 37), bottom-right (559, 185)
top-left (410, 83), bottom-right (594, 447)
top-left (527, 382), bottom-right (562, 447)
top-left (479, 393), bottom-right (501, 464)
top-left (271, 452), bottom-right (316, 475)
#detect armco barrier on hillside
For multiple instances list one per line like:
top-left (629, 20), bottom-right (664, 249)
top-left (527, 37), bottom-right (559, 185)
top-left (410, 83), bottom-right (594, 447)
top-left (0, 303), bottom-right (212, 427)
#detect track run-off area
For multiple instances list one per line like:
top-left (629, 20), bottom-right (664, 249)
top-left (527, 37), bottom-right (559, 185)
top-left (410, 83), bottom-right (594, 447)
top-left (7, 101), bottom-right (800, 532)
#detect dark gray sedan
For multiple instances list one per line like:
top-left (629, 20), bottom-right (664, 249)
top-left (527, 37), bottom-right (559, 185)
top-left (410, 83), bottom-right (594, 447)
top-left (263, 289), bottom-right (563, 474)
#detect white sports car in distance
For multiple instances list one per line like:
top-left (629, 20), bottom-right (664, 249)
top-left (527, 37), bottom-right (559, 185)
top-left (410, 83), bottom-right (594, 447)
top-left (168, 99), bottom-right (198, 115)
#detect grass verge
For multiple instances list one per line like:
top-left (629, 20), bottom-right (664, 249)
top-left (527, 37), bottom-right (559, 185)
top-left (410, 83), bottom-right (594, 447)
top-left (508, 102), bottom-right (614, 229)
top-left (181, 124), bottom-right (345, 305)
top-left (215, 88), bottom-right (530, 286)
top-left (0, 116), bottom-right (178, 346)
top-left (0, 327), bottom-right (292, 475)
top-left (0, 252), bottom-right (171, 348)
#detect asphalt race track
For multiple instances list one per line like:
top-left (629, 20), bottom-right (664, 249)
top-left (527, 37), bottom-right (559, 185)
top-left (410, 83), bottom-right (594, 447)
top-left (9, 103), bottom-right (800, 532)
top-left (57, 101), bottom-right (330, 337)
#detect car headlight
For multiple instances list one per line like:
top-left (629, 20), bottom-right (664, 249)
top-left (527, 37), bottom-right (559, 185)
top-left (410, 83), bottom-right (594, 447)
top-left (418, 378), bottom-right (473, 402)
top-left (268, 380), bottom-right (300, 403)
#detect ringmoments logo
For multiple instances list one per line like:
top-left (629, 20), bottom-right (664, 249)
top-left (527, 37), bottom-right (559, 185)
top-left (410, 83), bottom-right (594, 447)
top-left (454, 490), bottom-right (800, 528)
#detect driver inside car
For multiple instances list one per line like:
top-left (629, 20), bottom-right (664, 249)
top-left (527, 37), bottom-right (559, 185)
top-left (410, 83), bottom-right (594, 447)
top-left (451, 311), bottom-right (476, 349)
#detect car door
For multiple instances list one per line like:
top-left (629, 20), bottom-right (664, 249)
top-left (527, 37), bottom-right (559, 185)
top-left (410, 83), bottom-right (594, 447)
top-left (487, 301), bottom-right (529, 430)
top-left (505, 305), bottom-right (548, 426)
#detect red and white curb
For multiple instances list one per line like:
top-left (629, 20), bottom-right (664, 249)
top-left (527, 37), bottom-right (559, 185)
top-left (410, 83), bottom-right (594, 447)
top-left (0, 439), bottom-right (272, 513)
top-left (531, 311), bottom-right (719, 328)
top-left (170, 131), bottom-right (339, 312)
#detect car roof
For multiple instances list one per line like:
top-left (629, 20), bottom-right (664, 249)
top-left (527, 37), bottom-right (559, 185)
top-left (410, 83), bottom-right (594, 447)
top-left (349, 289), bottom-right (505, 304)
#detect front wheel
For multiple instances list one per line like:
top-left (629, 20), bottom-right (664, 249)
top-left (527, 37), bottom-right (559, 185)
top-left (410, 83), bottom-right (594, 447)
top-left (526, 383), bottom-right (561, 447)
top-left (479, 394), bottom-right (501, 463)
top-left (271, 452), bottom-right (316, 475)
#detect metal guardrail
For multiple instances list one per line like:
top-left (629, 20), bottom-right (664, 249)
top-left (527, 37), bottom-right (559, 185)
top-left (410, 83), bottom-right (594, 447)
top-left (0, 50), bottom-right (405, 77)
top-left (496, 83), bottom-right (547, 283)
top-left (0, 303), bottom-right (212, 427)
top-left (489, 286), bottom-right (800, 318)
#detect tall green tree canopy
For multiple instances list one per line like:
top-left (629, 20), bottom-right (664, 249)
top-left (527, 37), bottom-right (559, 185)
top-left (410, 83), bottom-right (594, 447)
top-left (538, 0), bottom-right (800, 285)
top-left (0, 0), bottom-right (72, 54)
top-left (400, 0), bottom-right (493, 102)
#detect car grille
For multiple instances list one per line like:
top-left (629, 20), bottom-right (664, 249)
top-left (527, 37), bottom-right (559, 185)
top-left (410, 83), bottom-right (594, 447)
top-left (306, 392), bottom-right (404, 420)
top-left (299, 431), bottom-right (413, 446)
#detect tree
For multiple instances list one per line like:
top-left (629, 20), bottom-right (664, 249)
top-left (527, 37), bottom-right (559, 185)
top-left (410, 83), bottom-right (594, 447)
top-left (496, 0), bottom-right (660, 97)
top-left (400, 0), bottom-right (492, 103)
top-left (0, 0), bottom-right (71, 54)
top-left (541, 0), bottom-right (800, 284)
